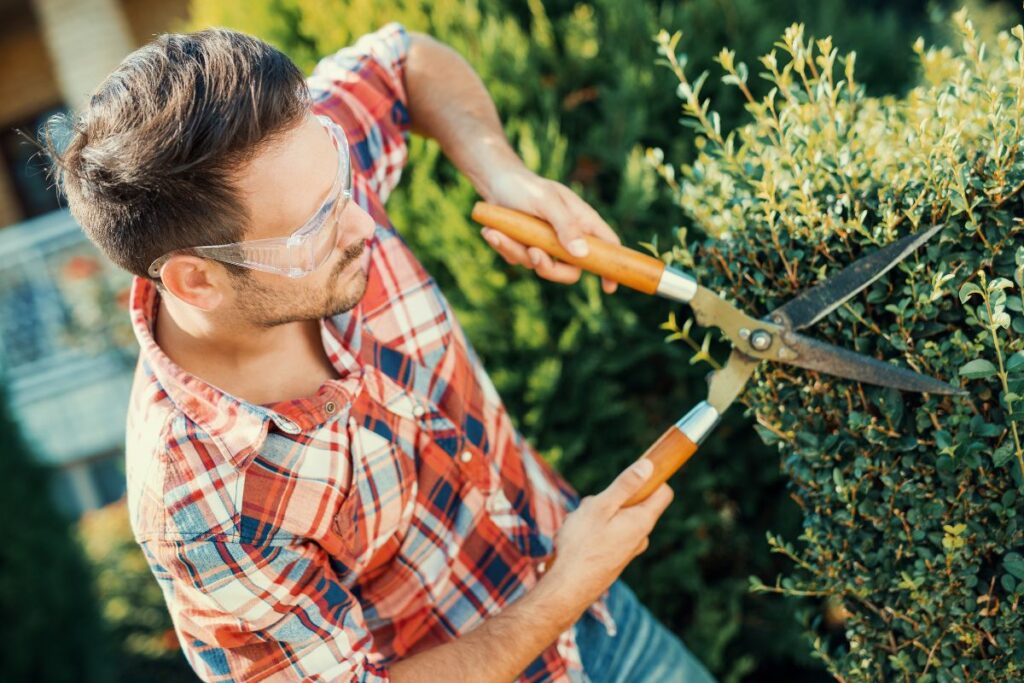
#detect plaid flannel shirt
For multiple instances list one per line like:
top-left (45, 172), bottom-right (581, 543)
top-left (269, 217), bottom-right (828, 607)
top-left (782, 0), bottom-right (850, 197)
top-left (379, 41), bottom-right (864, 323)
top-left (125, 23), bottom-right (614, 682)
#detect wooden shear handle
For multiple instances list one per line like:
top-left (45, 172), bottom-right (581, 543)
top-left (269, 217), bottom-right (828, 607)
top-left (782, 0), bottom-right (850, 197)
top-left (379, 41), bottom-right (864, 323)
top-left (471, 202), bottom-right (667, 295)
top-left (625, 426), bottom-right (699, 506)
top-left (540, 417), bottom-right (704, 571)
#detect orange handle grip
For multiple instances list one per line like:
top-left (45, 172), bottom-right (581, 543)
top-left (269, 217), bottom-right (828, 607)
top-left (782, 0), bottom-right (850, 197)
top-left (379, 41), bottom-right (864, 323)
top-left (471, 202), bottom-right (666, 295)
top-left (542, 421), bottom-right (704, 573)
top-left (624, 426), bottom-right (699, 507)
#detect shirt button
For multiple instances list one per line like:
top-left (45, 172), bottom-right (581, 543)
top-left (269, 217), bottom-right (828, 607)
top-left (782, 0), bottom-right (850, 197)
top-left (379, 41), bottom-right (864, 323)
top-left (325, 401), bottom-right (337, 415)
top-left (348, 417), bottom-right (358, 429)
top-left (537, 560), bottom-right (548, 575)
top-left (412, 405), bottom-right (426, 417)
top-left (459, 450), bottom-right (473, 463)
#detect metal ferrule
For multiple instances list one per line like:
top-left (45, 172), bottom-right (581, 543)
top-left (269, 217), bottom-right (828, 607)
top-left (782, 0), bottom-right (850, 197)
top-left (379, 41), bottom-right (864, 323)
top-left (655, 266), bottom-right (699, 303)
top-left (675, 401), bottom-right (721, 445)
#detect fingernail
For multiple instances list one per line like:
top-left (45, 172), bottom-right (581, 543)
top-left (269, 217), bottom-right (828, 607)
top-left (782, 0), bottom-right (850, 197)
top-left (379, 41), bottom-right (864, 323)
top-left (568, 239), bottom-right (589, 258)
top-left (633, 459), bottom-right (653, 478)
top-left (529, 249), bottom-right (542, 266)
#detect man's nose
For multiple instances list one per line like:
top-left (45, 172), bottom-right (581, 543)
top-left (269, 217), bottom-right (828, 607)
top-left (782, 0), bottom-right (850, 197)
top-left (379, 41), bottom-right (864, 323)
top-left (337, 202), bottom-right (378, 250)
top-left (339, 204), bottom-right (376, 248)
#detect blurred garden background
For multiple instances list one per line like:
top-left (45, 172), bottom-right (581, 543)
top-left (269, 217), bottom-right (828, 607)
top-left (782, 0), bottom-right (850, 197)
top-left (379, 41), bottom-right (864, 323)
top-left (1, 0), bottom-right (1021, 681)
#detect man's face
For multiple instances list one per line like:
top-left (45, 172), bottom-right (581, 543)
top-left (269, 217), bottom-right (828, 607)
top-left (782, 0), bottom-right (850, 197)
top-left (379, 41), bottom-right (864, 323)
top-left (227, 114), bottom-right (376, 328)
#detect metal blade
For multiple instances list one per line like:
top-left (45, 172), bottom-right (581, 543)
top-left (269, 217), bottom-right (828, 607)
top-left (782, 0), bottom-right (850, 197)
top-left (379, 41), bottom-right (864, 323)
top-left (778, 330), bottom-right (965, 394)
top-left (771, 223), bottom-right (945, 330)
top-left (706, 350), bottom-right (760, 413)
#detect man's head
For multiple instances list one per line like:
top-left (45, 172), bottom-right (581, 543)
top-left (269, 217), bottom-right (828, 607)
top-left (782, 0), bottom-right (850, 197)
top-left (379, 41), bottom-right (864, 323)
top-left (43, 28), bottom-right (375, 328)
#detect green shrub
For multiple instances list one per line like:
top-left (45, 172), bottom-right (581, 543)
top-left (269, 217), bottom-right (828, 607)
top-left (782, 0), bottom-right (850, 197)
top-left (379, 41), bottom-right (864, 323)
top-left (0, 384), bottom-right (114, 682)
top-left (653, 10), bottom-right (1024, 681)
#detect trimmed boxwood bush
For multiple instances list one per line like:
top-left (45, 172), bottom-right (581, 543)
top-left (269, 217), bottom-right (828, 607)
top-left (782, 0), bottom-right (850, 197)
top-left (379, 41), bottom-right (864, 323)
top-left (652, 10), bottom-right (1024, 681)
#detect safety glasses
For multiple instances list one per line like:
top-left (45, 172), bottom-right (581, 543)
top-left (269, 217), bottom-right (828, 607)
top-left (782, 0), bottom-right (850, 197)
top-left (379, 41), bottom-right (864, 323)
top-left (148, 114), bottom-right (353, 280)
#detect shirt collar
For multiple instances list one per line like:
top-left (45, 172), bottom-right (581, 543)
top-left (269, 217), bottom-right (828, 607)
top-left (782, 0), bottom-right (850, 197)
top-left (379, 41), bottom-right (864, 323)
top-left (129, 277), bottom-right (294, 465)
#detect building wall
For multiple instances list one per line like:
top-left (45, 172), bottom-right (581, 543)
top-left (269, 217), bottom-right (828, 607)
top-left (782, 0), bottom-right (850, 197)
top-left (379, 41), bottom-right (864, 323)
top-left (0, 7), bottom-right (58, 227)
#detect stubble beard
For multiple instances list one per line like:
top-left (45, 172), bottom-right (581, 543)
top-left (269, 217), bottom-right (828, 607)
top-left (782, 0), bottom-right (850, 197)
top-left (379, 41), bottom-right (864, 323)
top-left (237, 241), bottom-right (369, 328)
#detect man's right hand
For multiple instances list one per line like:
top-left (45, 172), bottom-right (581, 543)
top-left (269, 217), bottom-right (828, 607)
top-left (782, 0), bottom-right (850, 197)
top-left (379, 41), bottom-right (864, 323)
top-left (543, 458), bottom-right (674, 612)
top-left (390, 458), bottom-right (673, 683)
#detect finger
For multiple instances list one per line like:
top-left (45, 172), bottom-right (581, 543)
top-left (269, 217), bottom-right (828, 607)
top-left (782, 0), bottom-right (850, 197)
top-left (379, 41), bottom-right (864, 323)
top-left (597, 458), bottom-right (655, 512)
top-left (528, 247), bottom-right (582, 285)
top-left (626, 483), bottom-right (674, 530)
top-left (534, 190), bottom-right (590, 259)
top-left (554, 187), bottom-right (620, 294)
top-left (632, 537), bottom-right (650, 558)
top-left (556, 184), bottom-right (621, 247)
top-left (482, 228), bottom-right (534, 269)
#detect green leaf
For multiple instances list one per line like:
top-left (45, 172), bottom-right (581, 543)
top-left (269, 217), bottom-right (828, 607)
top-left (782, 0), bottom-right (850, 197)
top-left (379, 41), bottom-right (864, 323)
top-left (753, 425), bottom-right (780, 446)
top-left (988, 277), bottom-right (1015, 292)
top-left (958, 281), bottom-right (983, 304)
top-left (1005, 552), bottom-right (1024, 580)
top-left (959, 359), bottom-right (998, 380)
top-left (1015, 246), bottom-right (1024, 287)
top-left (993, 444), bottom-right (1016, 467)
top-left (970, 415), bottom-right (1003, 437)
top-left (638, 241), bottom-right (660, 257)
top-left (1007, 352), bottom-right (1024, 374)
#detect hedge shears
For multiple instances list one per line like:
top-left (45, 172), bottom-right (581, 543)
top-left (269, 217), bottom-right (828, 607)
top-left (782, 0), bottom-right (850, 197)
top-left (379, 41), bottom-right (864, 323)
top-left (472, 203), bottom-right (964, 505)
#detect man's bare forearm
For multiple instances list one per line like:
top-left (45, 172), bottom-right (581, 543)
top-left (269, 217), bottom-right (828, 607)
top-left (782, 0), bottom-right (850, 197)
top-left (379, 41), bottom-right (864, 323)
top-left (389, 570), bottom-right (583, 682)
top-left (404, 32), bottom-right (525, 201)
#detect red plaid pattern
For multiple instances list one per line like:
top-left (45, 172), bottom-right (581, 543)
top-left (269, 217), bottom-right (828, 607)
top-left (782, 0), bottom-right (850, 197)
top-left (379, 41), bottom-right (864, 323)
top-left (125, 23), bottom-right (613, 682)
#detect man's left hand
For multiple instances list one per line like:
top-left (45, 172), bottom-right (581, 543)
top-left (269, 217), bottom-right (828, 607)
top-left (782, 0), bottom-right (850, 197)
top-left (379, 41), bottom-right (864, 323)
top-left (479, 166), bottom-right (620, 294)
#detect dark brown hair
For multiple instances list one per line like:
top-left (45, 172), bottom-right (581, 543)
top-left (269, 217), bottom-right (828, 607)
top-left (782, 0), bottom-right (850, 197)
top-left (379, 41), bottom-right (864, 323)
top-left (40, 28), bottom-right (311, 280)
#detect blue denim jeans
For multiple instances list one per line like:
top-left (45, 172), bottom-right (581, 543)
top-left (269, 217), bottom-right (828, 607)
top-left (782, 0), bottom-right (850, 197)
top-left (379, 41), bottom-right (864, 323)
top-left (576, 581), bottom-right (717, 683)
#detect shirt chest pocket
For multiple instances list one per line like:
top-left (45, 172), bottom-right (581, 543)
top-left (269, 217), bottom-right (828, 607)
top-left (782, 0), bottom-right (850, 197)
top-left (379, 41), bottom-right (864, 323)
top-left (330, 419), bottom-right (417, 574)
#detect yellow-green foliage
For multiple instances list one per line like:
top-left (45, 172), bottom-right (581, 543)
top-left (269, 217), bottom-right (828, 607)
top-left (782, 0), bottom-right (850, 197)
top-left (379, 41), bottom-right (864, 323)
top-left (655, 10), bottom-right (1024, 681)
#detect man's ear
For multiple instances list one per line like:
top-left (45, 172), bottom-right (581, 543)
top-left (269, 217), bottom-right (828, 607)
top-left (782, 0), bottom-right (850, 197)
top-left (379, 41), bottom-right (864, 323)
top-left (158, 256), bottom-right (227, 311)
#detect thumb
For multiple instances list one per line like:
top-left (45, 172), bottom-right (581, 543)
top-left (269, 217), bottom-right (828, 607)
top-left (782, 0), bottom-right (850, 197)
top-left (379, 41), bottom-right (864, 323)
top-left (598, 458), bottom-right (655, 511)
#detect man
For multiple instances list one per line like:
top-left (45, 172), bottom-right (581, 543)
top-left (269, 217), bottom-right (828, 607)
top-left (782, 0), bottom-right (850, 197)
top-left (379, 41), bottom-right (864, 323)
top-left (45, 22), bottom-right (715, 683)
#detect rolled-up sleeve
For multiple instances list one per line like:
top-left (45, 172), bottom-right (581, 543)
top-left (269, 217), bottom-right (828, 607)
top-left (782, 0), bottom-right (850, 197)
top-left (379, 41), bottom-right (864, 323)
top-left (308, 23), bottom-right (412, 202)
top-left (144, 537), bottom-right (388, 682)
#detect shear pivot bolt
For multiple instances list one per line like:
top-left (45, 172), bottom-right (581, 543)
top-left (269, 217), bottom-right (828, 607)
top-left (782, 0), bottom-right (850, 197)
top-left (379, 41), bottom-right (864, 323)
top-left (749, 330), bottom-right (773, 351)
